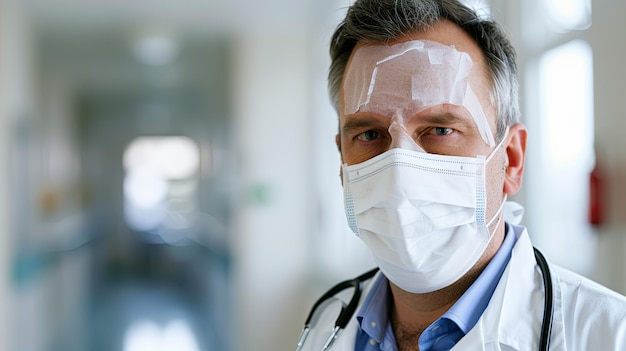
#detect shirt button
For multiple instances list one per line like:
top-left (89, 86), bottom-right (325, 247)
top-left (371, 322), bottom-right (377, 328)
top-left (370, 339), bottom-right (377, 346)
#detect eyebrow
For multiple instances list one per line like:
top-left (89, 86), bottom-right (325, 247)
top-left (413, 105), bottom-right (477, 128)
top-left (340, 105), bottom-right (480, 136)
top-left (417, 113), bottom-right (473, 127)
top-left (341, 115), bottom-right (388, 135)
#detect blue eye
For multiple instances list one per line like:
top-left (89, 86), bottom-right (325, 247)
top-left (357, 130), bottom-right (380, 141)
top-left (434, 127), bottom-right (453, 135)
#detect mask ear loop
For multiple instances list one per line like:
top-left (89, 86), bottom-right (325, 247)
top-left (481, 126), bottom-right (510, 237)
top-left (484, 126), bottom-right (511, 237)
top-left (486, 194), bottom-right (507, 230)
top-left (485, 126), bottom-right (510, 164)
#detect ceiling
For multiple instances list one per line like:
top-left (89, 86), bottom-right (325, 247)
top-left (22, 0), bottom-right (324, 34)
top-left (21, 0), bottom-right (336, 96)
top-left (17, 0), bottom-right (349, 148)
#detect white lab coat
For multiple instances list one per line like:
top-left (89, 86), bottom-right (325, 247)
top-left (301, 225), bottom-right (626, 350)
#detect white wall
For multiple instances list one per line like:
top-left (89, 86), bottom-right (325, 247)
top-left (231, 30), bottom-right (315, 351)
top-left (0, 2), bottom-right (92, 350)
top-left (493, 0), bottom-right (626, 294)
top-left (590, 0), bottom-right (626, 295)
top-left (0, 1), bottom-right (13, 348)
top-left (0, 1), bottom-right (34, 349)
top-left (229, 4), bottom-right (376, 349)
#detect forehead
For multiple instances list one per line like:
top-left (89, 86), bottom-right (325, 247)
top-left (345, 20), bottom-right (490, 82)
top-left (342, 42), bottom-right (494, 146)
top-left (343, 40), bottom-right (473, 117)
top-left (343, 21), bottom-right (492, 104)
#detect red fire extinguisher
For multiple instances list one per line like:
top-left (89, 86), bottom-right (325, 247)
top-left (589, 156), bottom-right (605, 226)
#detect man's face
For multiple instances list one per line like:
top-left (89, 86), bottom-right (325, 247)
top-left (337, 20), bottom-right (511, 249)
top-left (337, 20), bottom-right (499, 166)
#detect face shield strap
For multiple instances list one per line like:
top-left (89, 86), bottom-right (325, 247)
top-left (344, 40), bottom-right (496, 148)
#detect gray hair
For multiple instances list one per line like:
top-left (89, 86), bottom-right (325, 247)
top-left (329, 0), bottom-right (519, 141)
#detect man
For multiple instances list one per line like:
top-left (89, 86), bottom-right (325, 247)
top-left (297, 0), bottom-right (626, 350)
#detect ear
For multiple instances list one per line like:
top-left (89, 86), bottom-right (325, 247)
top-left (503, 123), bottom-right (527, 195)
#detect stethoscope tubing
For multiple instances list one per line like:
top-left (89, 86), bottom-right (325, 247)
top-left (298, 248), bottom-right (553, 351)
top-left (534, 247), bottom-right (554, 351)
top-left (296, 268), bottom-right (378, 351)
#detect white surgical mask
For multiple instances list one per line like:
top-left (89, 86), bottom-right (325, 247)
top-left (342, 136), bottom-right (508, 293)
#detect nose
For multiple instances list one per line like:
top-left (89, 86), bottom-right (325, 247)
top-left (388, 118), bottom-right (425, 152)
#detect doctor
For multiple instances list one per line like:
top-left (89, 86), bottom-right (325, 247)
top-left (299, 0), bottom-right (626, 350)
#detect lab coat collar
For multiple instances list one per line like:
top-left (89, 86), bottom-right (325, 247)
top-left (336, 225), bottom-right (568, 351)
top-left (453, 224), bottom-right (566, 350)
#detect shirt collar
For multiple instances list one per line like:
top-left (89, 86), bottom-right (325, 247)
top-left (356, 272), bottom-right (390, 343)
top-left (439, 222), bottom-right (518, 332)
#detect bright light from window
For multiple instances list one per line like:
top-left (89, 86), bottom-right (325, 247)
top-left (124, 136), bottom-right (199, 180)
top-left (460, 0), bottom-right (491, 18)
top-left (124, 201), bottom-right (166, 232)
top-left (539, 40), bottom-right (594, 169)
top-left (123, 136), bottom-right (200, 233)
top-left (157, 137), bottom-right (200, 179)
top-left (533, 39), bottom-right (595, 275)
top-left (124, 169), bottom-right (168, 209)
top-left (545, 0), bottom-right (591, 31)
top-left (124, 319), bottom-right (200, 351)
top-left (162, 319), bottom-right (200, 351)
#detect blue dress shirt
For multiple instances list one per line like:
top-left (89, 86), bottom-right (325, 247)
top-left (355, 223), bottom-right (518, 351)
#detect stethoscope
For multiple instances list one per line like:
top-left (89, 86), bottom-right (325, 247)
top-left (296, 247), bottom-right (554, 351)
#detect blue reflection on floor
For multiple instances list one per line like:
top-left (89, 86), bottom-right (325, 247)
top-left (90, 282), bottom-right (209, 351)
top-left (87, 242), bottom-right (231, 351)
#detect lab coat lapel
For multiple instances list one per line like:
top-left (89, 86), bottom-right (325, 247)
top-left (329, 270), bottom-right (382, 350)
top-left (493, 226), bottom-right (541, 350)
top-left (453, 226), bottom-right (566, 350)
top-left (500, 227), bottom-right (566, 350)
top-left (330, 317), bottom-right (359, 350)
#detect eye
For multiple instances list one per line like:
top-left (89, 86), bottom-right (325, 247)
top-left (356, 130), bottom-right (380, 141)
top-left (432, 127), bottom-right (454, 136)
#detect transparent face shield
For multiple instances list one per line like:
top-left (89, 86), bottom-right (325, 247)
top-left (343, 40), bottom-right (496, 150)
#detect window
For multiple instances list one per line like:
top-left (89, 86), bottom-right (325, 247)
top-left (521, 0), bottom-right (595, 275)
top-left (123, 136), bottom-right (200, 244)
top-left (544, 0), bottom-right (591, 32)
top-left (460, 0), bottom-right (491, 19)
top-left (539, 40), bottom-right (594, 170)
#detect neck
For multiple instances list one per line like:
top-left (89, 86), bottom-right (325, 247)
top-left (389, 265), bottom-right (480, 331)
top-left (389, 277), bottom-right (474, 351)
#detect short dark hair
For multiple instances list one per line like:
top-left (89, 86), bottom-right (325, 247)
top-left (328, 0), bottom-right (519, 141)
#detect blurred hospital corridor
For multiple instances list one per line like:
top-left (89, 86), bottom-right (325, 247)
top-left (2, 0), bottom-right (626, 350)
